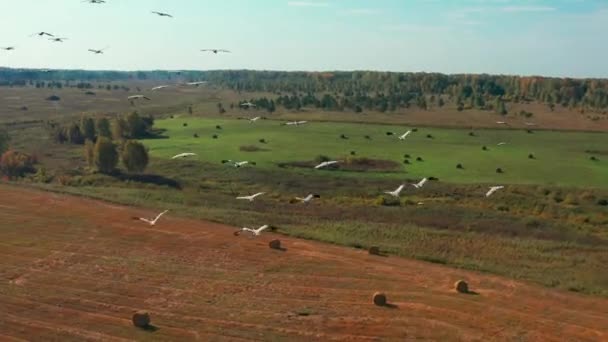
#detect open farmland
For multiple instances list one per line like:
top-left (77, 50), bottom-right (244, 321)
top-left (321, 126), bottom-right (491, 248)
top-left (1, 185), bottom-right (607, 341)
top-left (143, 118), bottom-right (608, 188)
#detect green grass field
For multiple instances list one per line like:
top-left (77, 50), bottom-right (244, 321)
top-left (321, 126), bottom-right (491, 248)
top-left (144, 118), bottom-right (608, 188)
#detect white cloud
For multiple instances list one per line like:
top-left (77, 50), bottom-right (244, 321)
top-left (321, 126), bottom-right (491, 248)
top-left (287, 1), bottom-right (329, 7)
top-left (500, 6), bottom-right (556, 12)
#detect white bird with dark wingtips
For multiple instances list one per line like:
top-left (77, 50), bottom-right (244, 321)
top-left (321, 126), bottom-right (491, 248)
top-left (399, 130), bottom-right (412, 140)
top-left (295, 194), bottom-right (320, 204)
top-left (171, 152), bottom-right (197, 159)
top-left (486, 186), bottom-right (504, 197)
top-left (31, 32), bottom-right (54, 37)
top-left (128, 95), bottom-right (151, 101)
top-left (240, 102), bottom-right (256, 108)
top-left (186, 81), bottom-right (207, 86)
top-left (236, 192), bottom-right (265, 202)
top-left (525, 122), bottom-right (537, 126)
top-left (385, 184), bottom-right (405, 198)
top-left (496, 121), bottom-right (507, 125)
top-left (152, 11), bottom-right (173, 18)
top-left (285, 120), bottom-right (308, 126)
top-left (222, 160), bottom-right (255, 168)
top-left (133, 210), bottom-right (169, 226)
top-left (411, 178), bottom-right (428, 189)
top-left (151, 85), bottom-right (170, 91)
top-left (235, 225), bottom-right (269, 237)
top-left (1, 46), bottom-right (16, 51)
top-left (497, 142), bottom-right (507, 146)
top-left (49, 37), bottom-right (68, 43)
top-left (314, 160), bottom-right (338, 169)
top-left (83, 0), bottom-right (106, 3)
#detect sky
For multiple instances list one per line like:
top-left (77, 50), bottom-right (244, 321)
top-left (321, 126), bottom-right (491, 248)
top-left (1, 0), bottom-right (607, 78)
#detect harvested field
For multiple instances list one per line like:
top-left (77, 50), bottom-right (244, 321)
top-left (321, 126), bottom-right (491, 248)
top-left (1, 185), bottom-right (607, 341)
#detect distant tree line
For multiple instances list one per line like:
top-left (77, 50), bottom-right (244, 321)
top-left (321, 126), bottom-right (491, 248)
top-left (2, 68), bottom-right (608, 110)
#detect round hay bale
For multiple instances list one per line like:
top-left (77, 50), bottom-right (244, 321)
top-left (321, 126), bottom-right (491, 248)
top-left (454, 280), bottom-right (469, 294)
top-left (269, 239), bottom-right (281, 250)
top-left (372, 292), bottom-right (387, 306)
top-left (132, 311), bottom-right (151, 328)
top-left (368, 246), bottom-right (380, 255)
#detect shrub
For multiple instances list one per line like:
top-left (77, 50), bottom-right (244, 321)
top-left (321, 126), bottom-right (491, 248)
top-left (46, 95), bottom-right (61, 101)
top-left (183, 123), bottom-right (188, 127)
top-left (121, 140), bottom-right (149, 173)
top-left (468, 132), bottom-right (475, 137)
top-left (259, 138), bottom-right (266, 144)
top-left (340, 134), bottom-right (348, 139)
top-left (597, 199), bottom-right (608, 206)
top-left (404, 154), bottom-right (411, 159)
top-left (364, 135), bottom-right (371, 140)
top-left (0, 150), bottom-right (36, 179)
top-left (528, 153), bottom-right (535, 159)
top-left (80, 116), bottom-right (96, 142)
top-left (482, 146), bottom-right (488, 151)
top-left (315, 155), bottom-right (331, 163)
top-left (496, 167), bottom-right (504, 173)
top-left (416, 157), bottom-right (423, 162)
top-left (456, 163), bottom-right (463, 169)
top-left (216, 125), bottom-right (222, 130)
top-left (93, 137), bottom-right (118, 174)
top-left (527, 129), bottom-right (534, 134)
top-left (212, 134), bottom-right (218, 139)
top-left (350, 151), bottom-right (356, 156)
top-left (412, 128), bottom-right (418, 132)
top-left (590, 156), bottom-right (599, 161)
top-left (403, 159), bottom-right (410, 164)
top-left (96, 118), bottom-right (112, 138)
top-left (193, 133), bottom-right (199, 138)
top-left (132, 311), bottom-right (151, 328)
top-left (0, 129), bottom-right (9, 155)
top-left (426, 134), bottom-right (433, 139)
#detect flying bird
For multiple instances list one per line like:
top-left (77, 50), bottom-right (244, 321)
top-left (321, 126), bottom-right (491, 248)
top-left (399, 130), bottom-right (412, 140)
top-left (236, 192), bottom-right (265, 202)
top-left (88, 47), bottom-right (108, 54)
top-left (294, 194), bottom-right (320, 204)
top-left (31, 32), bottom-right (54, 37)
top-left (186, 81), bottom-right (207, 86)
top-left (201, 49), bottom-right (231, 54)
top-left (83, 0), bottom-right (106, 3)
top-left (496, 121), bottom-right (508, 125)
top-left (235, 225), bottom-right (269, 237)
top-left (49, 37), bottom-right (68, 43)
top-left (240, 102), bottom-right (256, 108)
top-left (384, 184), bottom-right (405, 198)
top-left (222, 160), bottom-right (255, 168)
top-left (151, 85), bottom-right (170, 91)
top-left (314, 160), bottom-right (338, 169)
top-left (497, 142), bottom-right (507, 146)
top-left (248, 116), bottom-right (261, 123)
top-left (284, 120), bottom-right (308, 126)
top-left (1, 46), bottom-right (15, 51)
top-left (133, 210), bottom-right (169, 226)
top-left (486, 186), bottom-right (504, 197)
top-left (171, 152), bottom-right (197, 159)
top-left (127, 95), bottom-right (151, 101)
top-left (411, 178), bottom-right (428, 189)
top-left (152, 11), bottom-right (173, 18)
top-left (524, 122), bottom-right (537, 126)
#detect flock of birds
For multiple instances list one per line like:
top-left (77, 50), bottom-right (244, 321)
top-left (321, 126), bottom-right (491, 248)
top-left (138, 120), bottom-right (509, 236)
top-left (1, 1), bottom-right (231, 59)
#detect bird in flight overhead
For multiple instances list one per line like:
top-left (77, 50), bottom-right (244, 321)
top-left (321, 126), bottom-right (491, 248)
top-left (133, 210), bottom-right (169, 226)
top-left (152, 11), bottom-right (173, 18)
top-left (83, 0), bottom-right (106, 3)
top-left (1, 46), bottom-right (16, 51)
top-left (201, 49), bottom-right (231, 54)
top-left (31, 32), bottom-right (54, 37)
top-left (88, 47), bottom-right (109, 54)
top-left (49, 37), bottom-right (68, 43)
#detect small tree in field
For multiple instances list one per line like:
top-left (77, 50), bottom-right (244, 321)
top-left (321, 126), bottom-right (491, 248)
top-left (94, 137), bottom-right (118, 174)
top-left (0, 150), bottom-right (36, 179)
top-left (121, 140), bottom-right (149, 173)
top-left (80, 116), bottom-right (96, 142)
top-left (96, 117), bottom-right (112, 138)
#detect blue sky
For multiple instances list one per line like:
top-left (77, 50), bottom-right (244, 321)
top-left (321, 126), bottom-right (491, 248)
top-left (1, 0), bottom-right (607, 77)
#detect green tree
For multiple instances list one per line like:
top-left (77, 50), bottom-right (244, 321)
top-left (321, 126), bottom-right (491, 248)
top-left (93, 137), bottom-right (118, 174)
top-left (80, 116), bottom-right (96, 141)
top-left (121, 140), bottom-right (149, 173)
top-left (495, 98), bottom-right (507, 115)
top-left (112, 117), bottom-right (128, 140)
top-left (126, 112), bottom-right (147, 138)
top-left (438, 98), bottom-right (445, 107)
top-left (84, 139), bottom-right (95, 168)
top-left (67, 123), bottom-right (84, 144)
top-left (96, 117), bottom-right (112, 138)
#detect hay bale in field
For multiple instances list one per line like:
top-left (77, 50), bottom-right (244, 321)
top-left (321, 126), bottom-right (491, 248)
top-left (269, 239), bottom-right (281, 250)
top-left (456, 163), bottom-right (464, 169)
top-left (416, 157), bottom-right (423, 162)
top-left (454, 280), bottom-right (469, 294)
top-left (468, 132), bottom-right (475, 137)
top-left (132, 311), bottom-right (151, 328)
top-left (368, 246), bottom-right (380, 255)
top-left (403, 159), bottom-right (410, 164)
top-left (528, 153), bottom-right (535, 159)
top-left (212, 134), bottom-right (218, 139)
top-left (372, 292), bottom-right (387, 306)
top-left (496, 167), bottom-right (504, 174)
top-left (183, 123), bottom-right (188, 127)
top-left (404, 154), bottom-right (411, 159)
top-left (482, 145), bottom-right (488, 151)
top-left (193, 133), bottom-right (199, 138)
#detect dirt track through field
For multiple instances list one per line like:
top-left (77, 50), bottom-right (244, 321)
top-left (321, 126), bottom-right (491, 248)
top-left (1, 185), bottom-right (607, 341)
